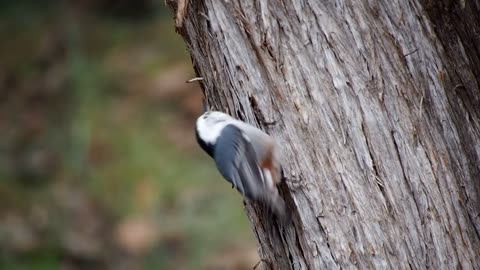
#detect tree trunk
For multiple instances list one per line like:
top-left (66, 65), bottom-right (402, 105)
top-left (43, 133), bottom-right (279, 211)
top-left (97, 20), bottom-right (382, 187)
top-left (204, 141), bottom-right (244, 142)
top-left (168, 0), bottom-right (480, 269)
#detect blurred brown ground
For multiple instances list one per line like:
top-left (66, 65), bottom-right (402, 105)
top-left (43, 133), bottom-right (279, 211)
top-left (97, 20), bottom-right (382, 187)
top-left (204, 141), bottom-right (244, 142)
top-left (0, 1), bottom-right (257, 269)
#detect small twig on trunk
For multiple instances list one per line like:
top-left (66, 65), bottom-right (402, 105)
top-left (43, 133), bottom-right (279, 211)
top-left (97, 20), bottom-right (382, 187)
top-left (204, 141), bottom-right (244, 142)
top-left (186, 77), bottom-right (204, 83)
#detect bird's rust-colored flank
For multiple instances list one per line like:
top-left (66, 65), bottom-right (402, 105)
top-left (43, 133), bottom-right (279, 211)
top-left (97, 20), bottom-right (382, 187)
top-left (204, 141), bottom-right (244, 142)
top-left (260, 144), bottom-right (279, 185)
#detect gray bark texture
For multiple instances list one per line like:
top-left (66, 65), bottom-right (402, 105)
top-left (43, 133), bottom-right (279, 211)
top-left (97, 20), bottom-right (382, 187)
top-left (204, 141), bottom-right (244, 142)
top-left (168, 0), bottom-right (480, 269)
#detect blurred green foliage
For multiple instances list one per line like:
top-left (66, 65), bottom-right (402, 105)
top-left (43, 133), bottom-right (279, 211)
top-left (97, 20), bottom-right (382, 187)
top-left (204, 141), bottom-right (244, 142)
top-left (0, 1), bottom-right (256, 269)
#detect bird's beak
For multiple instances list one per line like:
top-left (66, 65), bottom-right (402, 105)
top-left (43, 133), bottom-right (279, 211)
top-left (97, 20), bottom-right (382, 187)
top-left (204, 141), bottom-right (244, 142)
top-left (202, 97), bottom-right (209, 112)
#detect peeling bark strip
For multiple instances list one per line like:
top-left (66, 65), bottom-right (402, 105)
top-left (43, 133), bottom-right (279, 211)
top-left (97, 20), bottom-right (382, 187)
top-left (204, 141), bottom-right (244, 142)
top-left (168, 0), bottom-right (480, 269)
top-left (174, 0), bottom-right (189, 28)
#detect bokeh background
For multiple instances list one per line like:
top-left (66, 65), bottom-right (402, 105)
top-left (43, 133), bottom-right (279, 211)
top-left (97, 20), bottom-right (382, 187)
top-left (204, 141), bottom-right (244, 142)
top-left (0, 1), bottom-right (258, 269)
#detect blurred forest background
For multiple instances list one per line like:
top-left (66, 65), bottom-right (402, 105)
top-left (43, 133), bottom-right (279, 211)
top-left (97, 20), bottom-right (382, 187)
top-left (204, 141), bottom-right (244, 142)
top-left (0, 0), bottom-right (257, 269)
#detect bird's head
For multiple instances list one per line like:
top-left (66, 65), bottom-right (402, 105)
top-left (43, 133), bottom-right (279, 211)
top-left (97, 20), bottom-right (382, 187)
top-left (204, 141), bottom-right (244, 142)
top-left (196, 111), bottom-right (233, 145)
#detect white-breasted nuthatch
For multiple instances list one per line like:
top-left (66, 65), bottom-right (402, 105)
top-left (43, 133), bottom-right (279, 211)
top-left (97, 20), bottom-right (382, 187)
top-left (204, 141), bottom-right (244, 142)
top-left (195, 111), bottom-right (287, 220)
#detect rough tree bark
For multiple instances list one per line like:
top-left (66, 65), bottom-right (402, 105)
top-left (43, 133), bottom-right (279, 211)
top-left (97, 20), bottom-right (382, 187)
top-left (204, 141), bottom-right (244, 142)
top-left (168, 0), bottom-right (480, 269)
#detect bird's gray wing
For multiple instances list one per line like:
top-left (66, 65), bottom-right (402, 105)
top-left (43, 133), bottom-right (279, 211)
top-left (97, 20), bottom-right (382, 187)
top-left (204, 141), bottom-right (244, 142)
top-left (214, 124), bottom-right (264, 199)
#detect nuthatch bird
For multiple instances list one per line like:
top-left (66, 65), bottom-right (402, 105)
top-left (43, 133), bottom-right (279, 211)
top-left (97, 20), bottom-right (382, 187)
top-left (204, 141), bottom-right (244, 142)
top-left (195, 111), bottom-right (287, 221)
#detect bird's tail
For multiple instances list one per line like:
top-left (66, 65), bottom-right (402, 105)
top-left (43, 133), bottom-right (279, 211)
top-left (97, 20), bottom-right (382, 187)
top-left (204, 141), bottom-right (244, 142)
top-left (258, 167), bottom-right (291, 224)
top-left (264, 189), bottom-right (291, 225)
